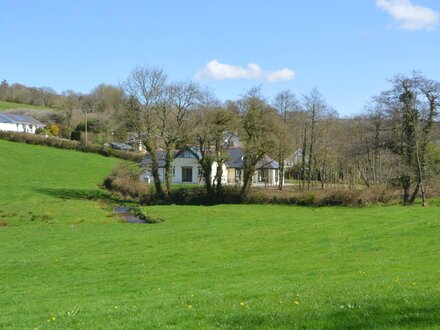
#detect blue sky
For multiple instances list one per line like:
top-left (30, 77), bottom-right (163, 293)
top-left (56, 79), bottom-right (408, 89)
top-left (1, 0), bottom-right (439, 116)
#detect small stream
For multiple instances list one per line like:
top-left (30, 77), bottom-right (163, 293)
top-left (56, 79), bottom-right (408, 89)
top-left (114, 206), bottom-right (146, 224)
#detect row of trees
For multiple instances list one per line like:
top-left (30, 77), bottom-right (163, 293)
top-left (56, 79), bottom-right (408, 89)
top-left (2, 69), bottom-right (439, 204)
top-left (0, 79), bottom-right (126, 141)
top-left (122, 67), bottom-right (439, 204)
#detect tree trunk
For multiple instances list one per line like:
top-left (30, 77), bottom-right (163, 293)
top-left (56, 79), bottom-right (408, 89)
top-left (164, 147), bottom-right (173, 198)
top-left (420, 184), bottom-right (428, 206)
top-left (409, 184), bottom-right (420, 204)
top-left (146, 144), bottom-right (164, 199)
top-left (278, 151), bottom-right (285, 190)
top-left (202, 161), bottom-right (214, 200)
top-left (301, 126), bottom-right (307, 191)
top-left (240, 163), bottom-right (256, 200)
top-left (215, 161), bottom-right (224, 197)
top-left (307, 123), bottom-right (315, 190)
top-left (400, 174), bottom-right (411, 205)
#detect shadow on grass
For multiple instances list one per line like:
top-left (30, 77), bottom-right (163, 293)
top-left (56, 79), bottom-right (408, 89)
top-left (209, 298), bottom-right (440, 330)
top-left (35, 187), bottom-right (125, 203)
top-left (323, 301), bottom-right (440, 330)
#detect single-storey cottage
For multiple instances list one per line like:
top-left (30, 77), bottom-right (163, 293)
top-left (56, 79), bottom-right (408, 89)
top-left (0, 113), bottom-right (44, 134)
top-left (140, 147), bottom-right (280, 187)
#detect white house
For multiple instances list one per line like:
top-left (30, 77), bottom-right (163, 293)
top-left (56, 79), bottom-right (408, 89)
top-left (225, 148), bottom-right (280, 186)
top-left (0, 113), bottom-right (44, 134)
top-left (140, 147), bottom-right (280, 187)
top-left (140, 148), bottom-right (227, 184)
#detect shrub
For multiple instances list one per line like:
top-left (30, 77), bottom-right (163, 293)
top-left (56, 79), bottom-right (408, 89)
top-left (75, 119), bottom-right (104, 133)
top-left (70, 130), bottom-right (81, 141)
top-left (49, 124), bottom-right (60, 136)
top-left (103, 163), bottom-right (149, 200)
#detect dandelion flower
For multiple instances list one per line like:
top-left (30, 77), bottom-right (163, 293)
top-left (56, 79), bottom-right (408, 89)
top-left (52, 317), bottom-right (56, 321)
top-left (240, 302), bottom-right (245, 306)
top-left (187, 304), bottom-right (193, 309)
top-left (294, 301), bottom-right (300, 305)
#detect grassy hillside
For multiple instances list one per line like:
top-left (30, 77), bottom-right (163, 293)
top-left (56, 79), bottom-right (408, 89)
top-left (0, 139), bottom-right (121, 226)
top-left (0, 100), bottom-right (54, 111)
top-left (1, 140), bottom-right (440, 329)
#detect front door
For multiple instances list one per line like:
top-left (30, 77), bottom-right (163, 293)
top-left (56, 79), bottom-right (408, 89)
top-left (182, 167), bottom-right (193, 182)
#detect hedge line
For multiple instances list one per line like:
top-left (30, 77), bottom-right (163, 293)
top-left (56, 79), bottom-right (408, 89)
top-left (0, 131), bottom-right (143, 162)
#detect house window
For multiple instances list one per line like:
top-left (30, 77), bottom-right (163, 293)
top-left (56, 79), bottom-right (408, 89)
top-left (235, 169), bottom-right (242, 182)
top-left (172, 166), bottom-right (175, 177)
top-left (181, 167), bottom-right (193, 182)
top-left (258, 169), bottom-right (266, 182)
top-left (198, 167), bottom-right (202, 177)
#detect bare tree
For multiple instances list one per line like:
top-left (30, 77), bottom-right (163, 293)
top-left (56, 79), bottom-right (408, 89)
top-left (302, 88), bottom-right (332, 190)
top-left (238, 88), bottom-right (278, 199)
top-left (159, 81), bottom-right (201, 196)
top-left (273, 89), bottom-right (300, 189)
top-left (374, 72), bottom-right (440, 205)
top-left (122, 66), bottom-right (168, 198)
top-left (190, 90), bottom-right (237, 200)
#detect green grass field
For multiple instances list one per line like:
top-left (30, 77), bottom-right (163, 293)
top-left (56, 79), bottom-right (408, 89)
top-left (1, 139), bottom-right (440, 329)
top-left (0, 100), bottom-right (54, 111)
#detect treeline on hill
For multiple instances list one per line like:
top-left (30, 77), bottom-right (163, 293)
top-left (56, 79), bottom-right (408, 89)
top-left (0, 79), bottom-right (127, 143)
top-left (1, 70), bottom-right (440, 206)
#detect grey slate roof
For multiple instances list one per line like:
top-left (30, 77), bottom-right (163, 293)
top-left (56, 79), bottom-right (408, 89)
top-left (140, 150), bottom-right (173, 168)
top-left (110, 142), bottom-right (134, 151)
top-left (226, 148), bottom-right (279, 169)
top-left (225, 147), bottom-right (244, 168)
top-left (0, 113), bottom-right (44, 126)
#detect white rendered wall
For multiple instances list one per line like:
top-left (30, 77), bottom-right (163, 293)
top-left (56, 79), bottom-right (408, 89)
top-left (0, 123), bottom-right (37, 133)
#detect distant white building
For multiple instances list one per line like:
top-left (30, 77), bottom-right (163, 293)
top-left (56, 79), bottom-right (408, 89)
top-left (0, 113), bottom-right (44, 134)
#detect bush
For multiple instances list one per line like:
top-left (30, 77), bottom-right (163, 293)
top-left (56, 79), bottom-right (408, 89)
top-left (75, 119), bottom-right (105, 133)
top-left (49, 124), bottom-right (60, 136)
top-left (70, 130), bottom-right (81, 141)
top-left (103, 163), bottom-right (149, 200)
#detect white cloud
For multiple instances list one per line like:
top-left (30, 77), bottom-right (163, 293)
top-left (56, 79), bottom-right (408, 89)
top-left (195, 59), bottom-right (295, 82)
top-left (376, 0), bottom-right (439, 31)
top-left (265, 68), bottom-right (296, 82)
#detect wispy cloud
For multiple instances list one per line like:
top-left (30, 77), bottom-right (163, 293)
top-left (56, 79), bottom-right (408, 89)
top-left (195, 60), bottom-right (295, 82)
top-left (376, 0), bottom-right (439, 31)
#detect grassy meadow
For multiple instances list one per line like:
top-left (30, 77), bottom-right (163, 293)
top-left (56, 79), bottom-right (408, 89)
top-left (1, 139), bottom-right (440, 329)
top-left (0, 101), bottom-right (54, 111)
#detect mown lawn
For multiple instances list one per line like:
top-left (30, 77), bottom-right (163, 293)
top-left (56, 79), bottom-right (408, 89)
top-left (0, 101), bottom-right (54, 111)
top-left (1, 140), bottom-right (440, 329)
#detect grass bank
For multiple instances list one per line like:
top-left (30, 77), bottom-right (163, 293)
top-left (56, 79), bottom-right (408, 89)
top-left (0, 100), bottom-right (54, 111)
top-left (1, 140), bottom-right (440, 329)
